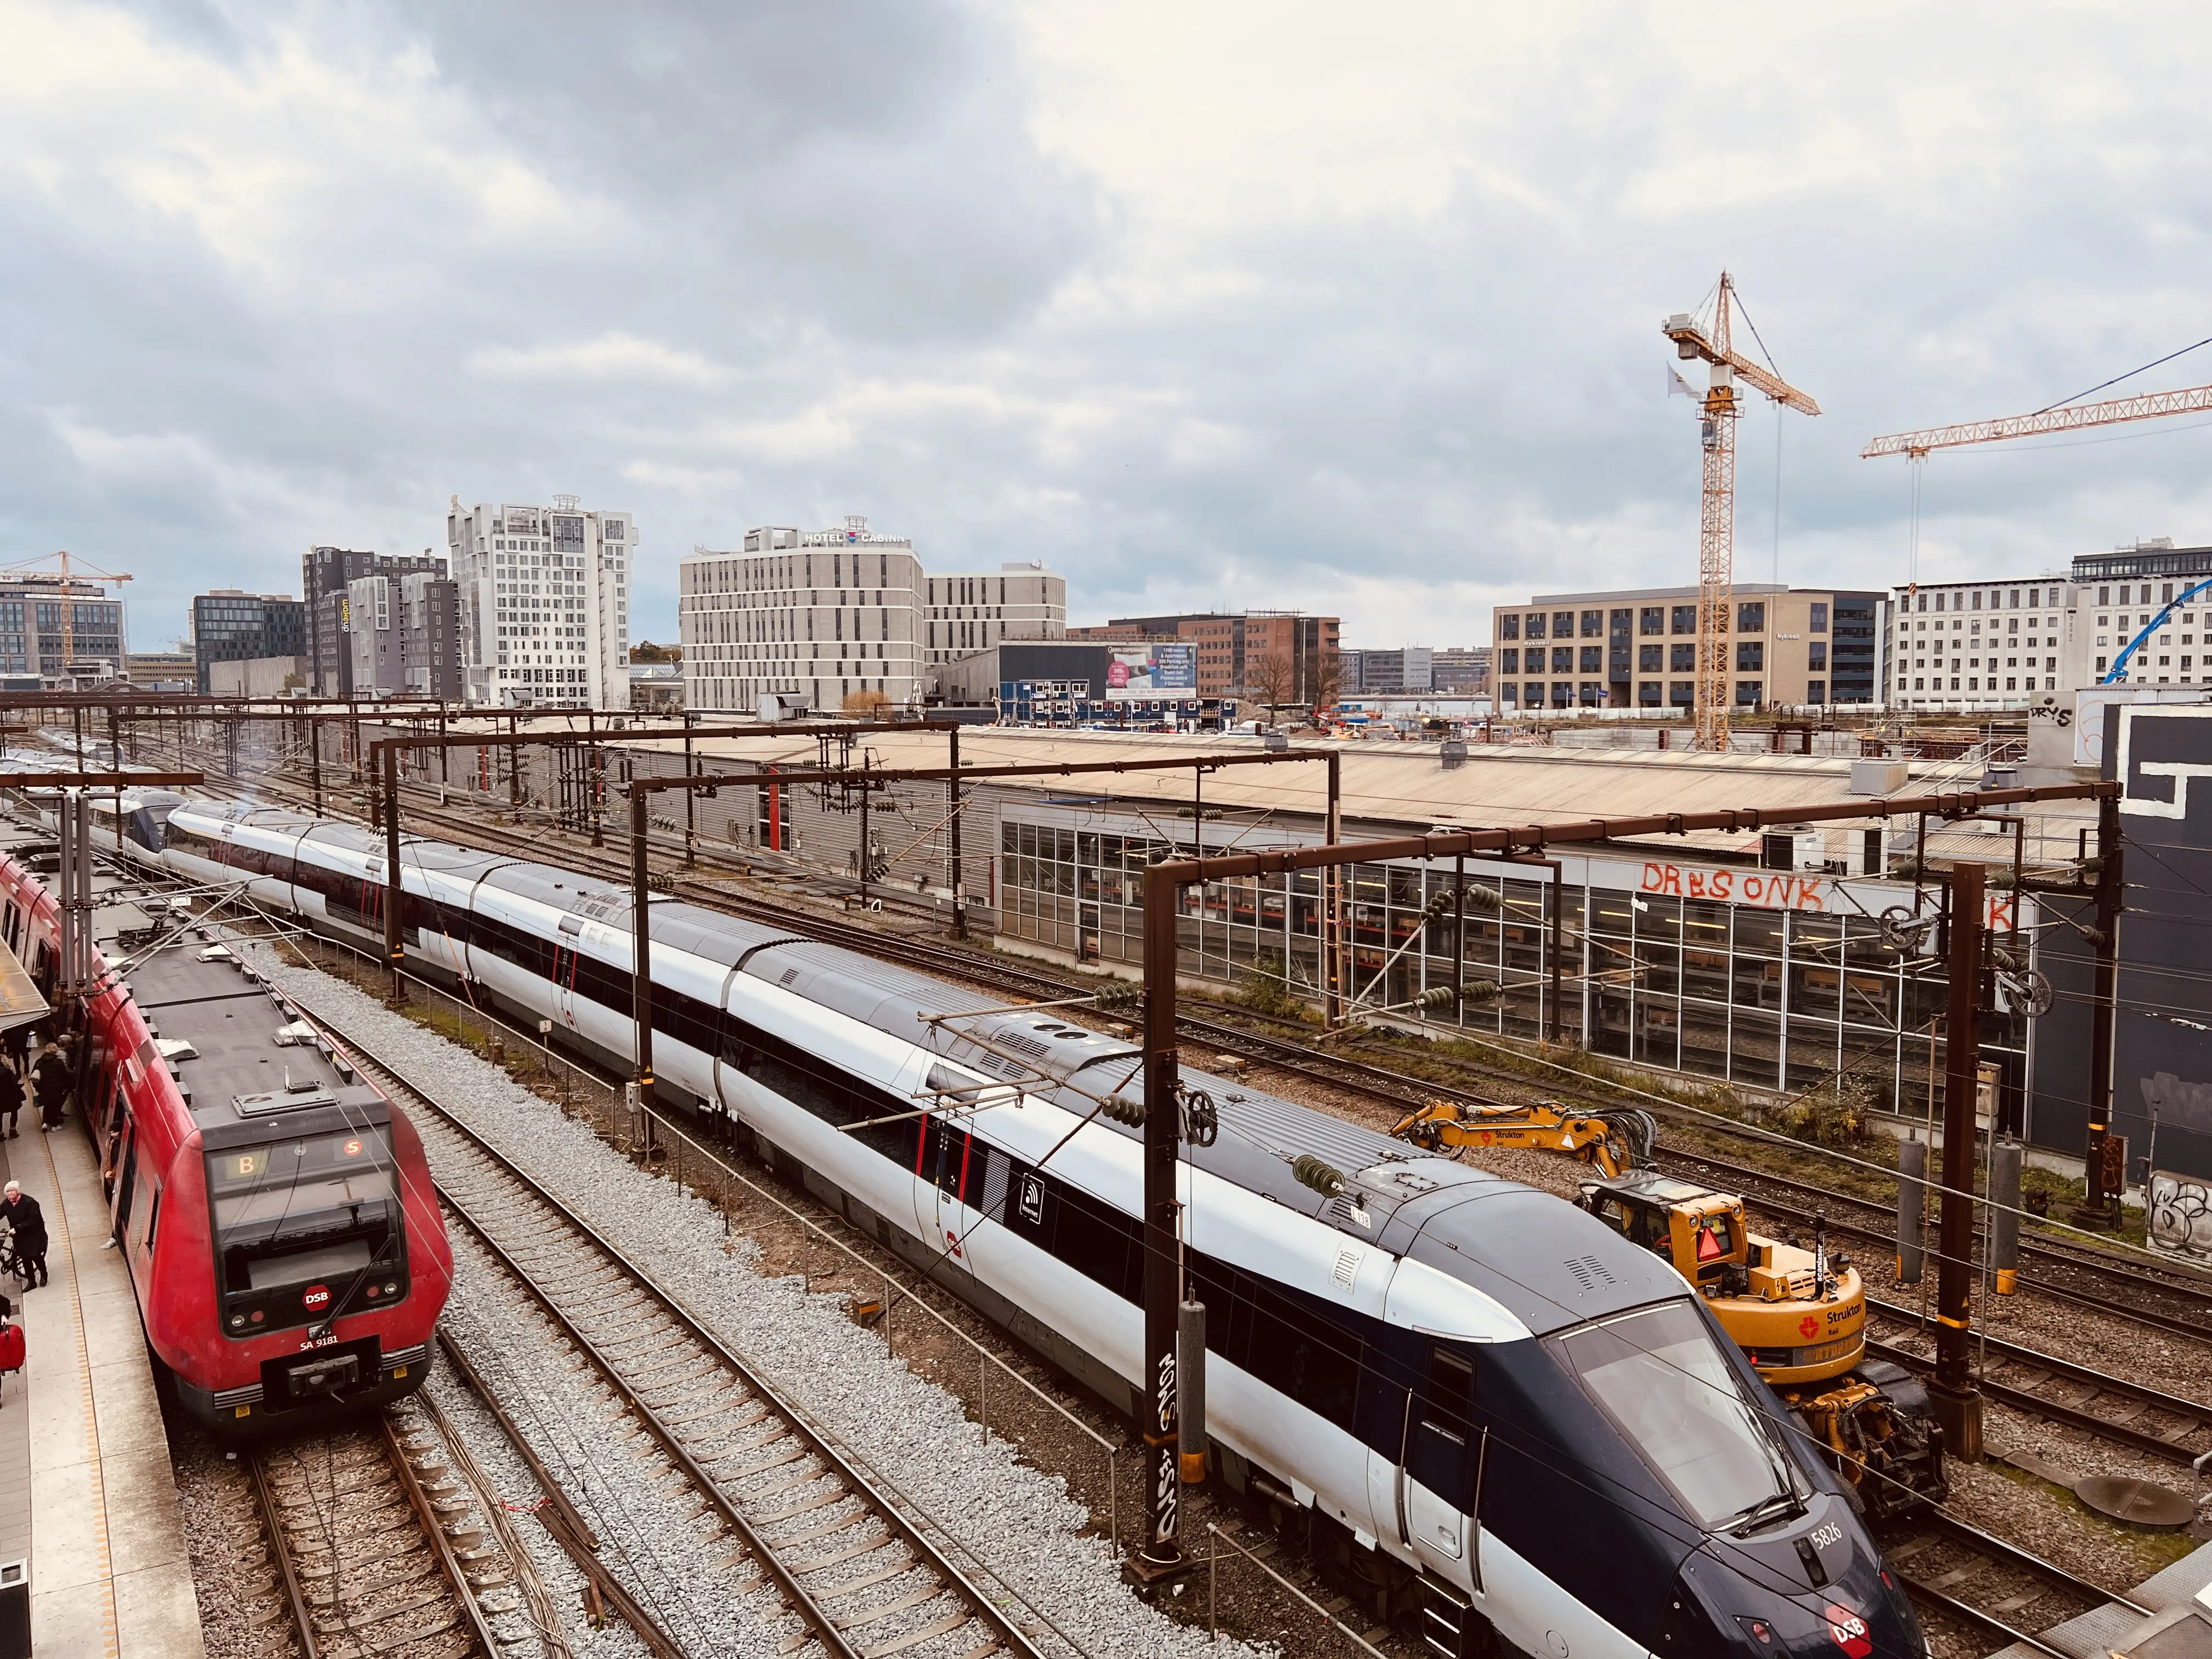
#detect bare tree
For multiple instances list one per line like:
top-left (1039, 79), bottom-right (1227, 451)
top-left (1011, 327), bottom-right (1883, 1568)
top-left (1245, 647), bottom-right (1298, 718)
top-left (1306, 648), bottom-right (1345, 721)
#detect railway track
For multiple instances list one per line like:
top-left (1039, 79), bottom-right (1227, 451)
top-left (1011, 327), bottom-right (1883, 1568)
top-left (1863, 1302), bottom-right (2212, 1468)
top-left (131, 766), bottom-right (2177, 1659)
top-left (143, 754), bottom-right (2212, 1460)
top-left (246, 1410), bottom-right (513, 1659)
top-left (1880, 1512), bottom-right (2146, 1659)
top-left (313, 1008), bottom-right (1052, 1659)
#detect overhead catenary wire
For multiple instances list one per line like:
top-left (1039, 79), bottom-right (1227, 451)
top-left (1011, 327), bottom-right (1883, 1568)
top-left (61, 808), bottom-right (2114, 1654)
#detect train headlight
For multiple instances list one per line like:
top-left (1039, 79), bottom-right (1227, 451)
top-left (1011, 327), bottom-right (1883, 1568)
top-left (365, 1284), bottom-right (380, 1298)
top-left (249, 1310), bottom-right (265, 1324)
top-left (228, 1314), bottom-right (245, 1329)
top-left (383, 1281), bottom-right (399, 1295)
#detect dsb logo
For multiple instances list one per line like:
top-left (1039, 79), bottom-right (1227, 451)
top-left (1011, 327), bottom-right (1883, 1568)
top-left (302, 1284), bottom-right (331, 1310)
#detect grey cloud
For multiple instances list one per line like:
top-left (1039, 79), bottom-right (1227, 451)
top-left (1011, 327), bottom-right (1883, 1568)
top-left (19, 3), bottom-right (2212, 656)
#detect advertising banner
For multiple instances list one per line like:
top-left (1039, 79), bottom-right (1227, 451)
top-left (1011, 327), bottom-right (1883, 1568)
top-left (1105, 642), bottom-right (1197, 697)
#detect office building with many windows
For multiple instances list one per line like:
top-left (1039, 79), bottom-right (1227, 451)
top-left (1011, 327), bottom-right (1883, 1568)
top-left (448, 495), bottom-right (634, 707)
top-left (1490, 584), bottom-right (1882, 712)
top-left (1883, 543), bottom-right (2212, 711)
top-left (0, 577), bottom-right (127, 681)
top-left (679, 517), bottom-right (1065, 714)
top-left (302, 546), bottom-right (447, 695)
top-left (1883, 576), bottom-right (2081, 710)
top-left (344, 570), bottom-right (464, 699)
top-left (189, 590), bottom-right (305, 695)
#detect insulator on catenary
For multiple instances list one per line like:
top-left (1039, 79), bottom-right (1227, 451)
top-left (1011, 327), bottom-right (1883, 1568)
top-left (1414, 980), bottom-right (1503, 1011)
top-left (1895, 1138), bottom-right (1926, 1286)
top-left (1099, 1094), bottom-right (1146, 1127)
top-left (1292, 1154), bottom-right (1346, 1197)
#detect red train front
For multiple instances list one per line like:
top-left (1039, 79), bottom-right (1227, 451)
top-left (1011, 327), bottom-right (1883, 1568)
top-left (0, 843), bottom-right (451, 1431)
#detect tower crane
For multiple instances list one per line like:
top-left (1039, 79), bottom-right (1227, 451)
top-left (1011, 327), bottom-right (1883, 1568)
top-left (0, 552), bottom-right (133, 674)
top-left (1663, 275), bottom-right (1821, 750)
top-left (1865, 376), bottom-right (2212, 682)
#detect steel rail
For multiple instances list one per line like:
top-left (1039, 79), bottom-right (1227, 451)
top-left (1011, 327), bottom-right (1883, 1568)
top-left (318, 1023), bottom-right (1048, 1659)
top-left (246, 1454), bottom-right (322, 1659)
top-left (436, 1198), bottom-right (827, 1655)
top-left (380, 1413), bottom-right (509, 1659)
top-left (249, 1426), bottom-right (501, 1659)
top-left (1888, 1510), bottom-right (2147, 1659)
top-left (1863, 1309), bottom-right (2212, 1465)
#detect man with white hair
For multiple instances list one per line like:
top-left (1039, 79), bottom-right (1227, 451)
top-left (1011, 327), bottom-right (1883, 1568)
top-left (1, 1183), bottom-right (45, 1288)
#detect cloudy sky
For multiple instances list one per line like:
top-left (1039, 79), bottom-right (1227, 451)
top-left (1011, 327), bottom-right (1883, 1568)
top-left (10, 1), bottom-right (2212, 654)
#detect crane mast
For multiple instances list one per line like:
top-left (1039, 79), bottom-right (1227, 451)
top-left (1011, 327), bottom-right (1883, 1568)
top-left (1663, 274), bottom-right (1820, 751)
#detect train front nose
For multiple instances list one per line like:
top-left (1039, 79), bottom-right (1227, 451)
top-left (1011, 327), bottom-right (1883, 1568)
top-left (1672, 1533), bottom-right (1925, 1657)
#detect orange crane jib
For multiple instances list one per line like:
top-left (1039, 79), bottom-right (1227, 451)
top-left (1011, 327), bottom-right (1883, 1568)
top-left (1863, 381), bottom-right (2212, 459)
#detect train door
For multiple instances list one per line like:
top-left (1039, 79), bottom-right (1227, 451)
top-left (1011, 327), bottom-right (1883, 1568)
top-left (920, 1115), bottom-right (981, 1281)
top-left (1395, 1342), bottom-right (1481, 1592)
top-left (548, 941), bottom-right (582, 1031)
top-left (111, 1120), bottom-right (138, 1240)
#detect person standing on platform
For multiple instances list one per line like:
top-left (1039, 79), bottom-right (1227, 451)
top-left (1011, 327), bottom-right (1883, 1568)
top-left (31, 1041), bottom-right (67, 1131)
top-left (0, 1064), bottom-right (21, 1138)
top-left (3, 1184), bottom-right (46, 1288)
top-left (2, 1021), bottom-right (29, 1079)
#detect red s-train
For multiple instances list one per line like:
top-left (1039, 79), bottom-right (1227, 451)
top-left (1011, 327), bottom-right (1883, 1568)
top-left (0, 844), bottom-right (451, 1429)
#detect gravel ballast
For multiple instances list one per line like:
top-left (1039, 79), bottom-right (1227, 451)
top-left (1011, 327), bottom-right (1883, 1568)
top-left (231, 935), bottom-right (1266, 1659)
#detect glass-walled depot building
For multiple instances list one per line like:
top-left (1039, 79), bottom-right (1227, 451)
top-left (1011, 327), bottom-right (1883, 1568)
top-left (995, 806), bottom-right (2033, 1124)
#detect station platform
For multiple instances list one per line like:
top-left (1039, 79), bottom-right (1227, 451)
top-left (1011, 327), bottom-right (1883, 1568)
top-left (10, 1109), bottom-right (204, 1658)
top-left (1996, 1539), bottom-right (2212, 1657)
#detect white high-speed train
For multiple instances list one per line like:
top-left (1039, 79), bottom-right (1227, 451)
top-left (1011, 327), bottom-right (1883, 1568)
top-left (148, 798), bottom-right (1918, 1659)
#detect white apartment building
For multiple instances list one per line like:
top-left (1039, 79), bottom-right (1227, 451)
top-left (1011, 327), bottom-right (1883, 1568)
top-left (1885, 577), bottom-right (2081, 713)
top-left (447, 494), bottom-right (634, 708)
top-left (922, 561), bottom-right (1066, 666)
top-left (1885, 543), bottom-right (2212, 712)
top-left (679, 516), bottom-right (1064, 714)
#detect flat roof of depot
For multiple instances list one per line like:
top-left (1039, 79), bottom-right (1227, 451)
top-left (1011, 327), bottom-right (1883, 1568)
top-left (646, 727), bottom-right (2092, 861)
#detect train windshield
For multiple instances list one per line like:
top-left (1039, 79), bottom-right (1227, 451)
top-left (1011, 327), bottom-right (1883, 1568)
top-left (1548, 1299), bottom-right (1801, 1531)
top-left (205, 1127), bottom-right (402, 1293)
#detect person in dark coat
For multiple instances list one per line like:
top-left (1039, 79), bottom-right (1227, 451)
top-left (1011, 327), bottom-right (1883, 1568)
top-left (0, 1065), bottom-right (21, 1138)
top-left (31, 1042), bottom-right (67, 1131)
top-left (1, 1022), bottom-right (29, 1079)
top-left (2, 1184), bottom-right (46, 1288)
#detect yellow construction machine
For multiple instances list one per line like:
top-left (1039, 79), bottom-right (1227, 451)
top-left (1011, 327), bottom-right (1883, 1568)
top-left (1391, 1101), bottom-right (1945, 1517)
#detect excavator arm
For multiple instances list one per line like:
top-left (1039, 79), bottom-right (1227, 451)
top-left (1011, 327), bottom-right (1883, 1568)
top-left (1390, 1099), bottom-right (1653, 1179)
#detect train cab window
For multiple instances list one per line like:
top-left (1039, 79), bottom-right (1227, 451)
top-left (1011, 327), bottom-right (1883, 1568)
top-left (205, 1128), bottom-right (405, 1328)
top-left (1549, 1300), bottom-right (1797, 1531)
